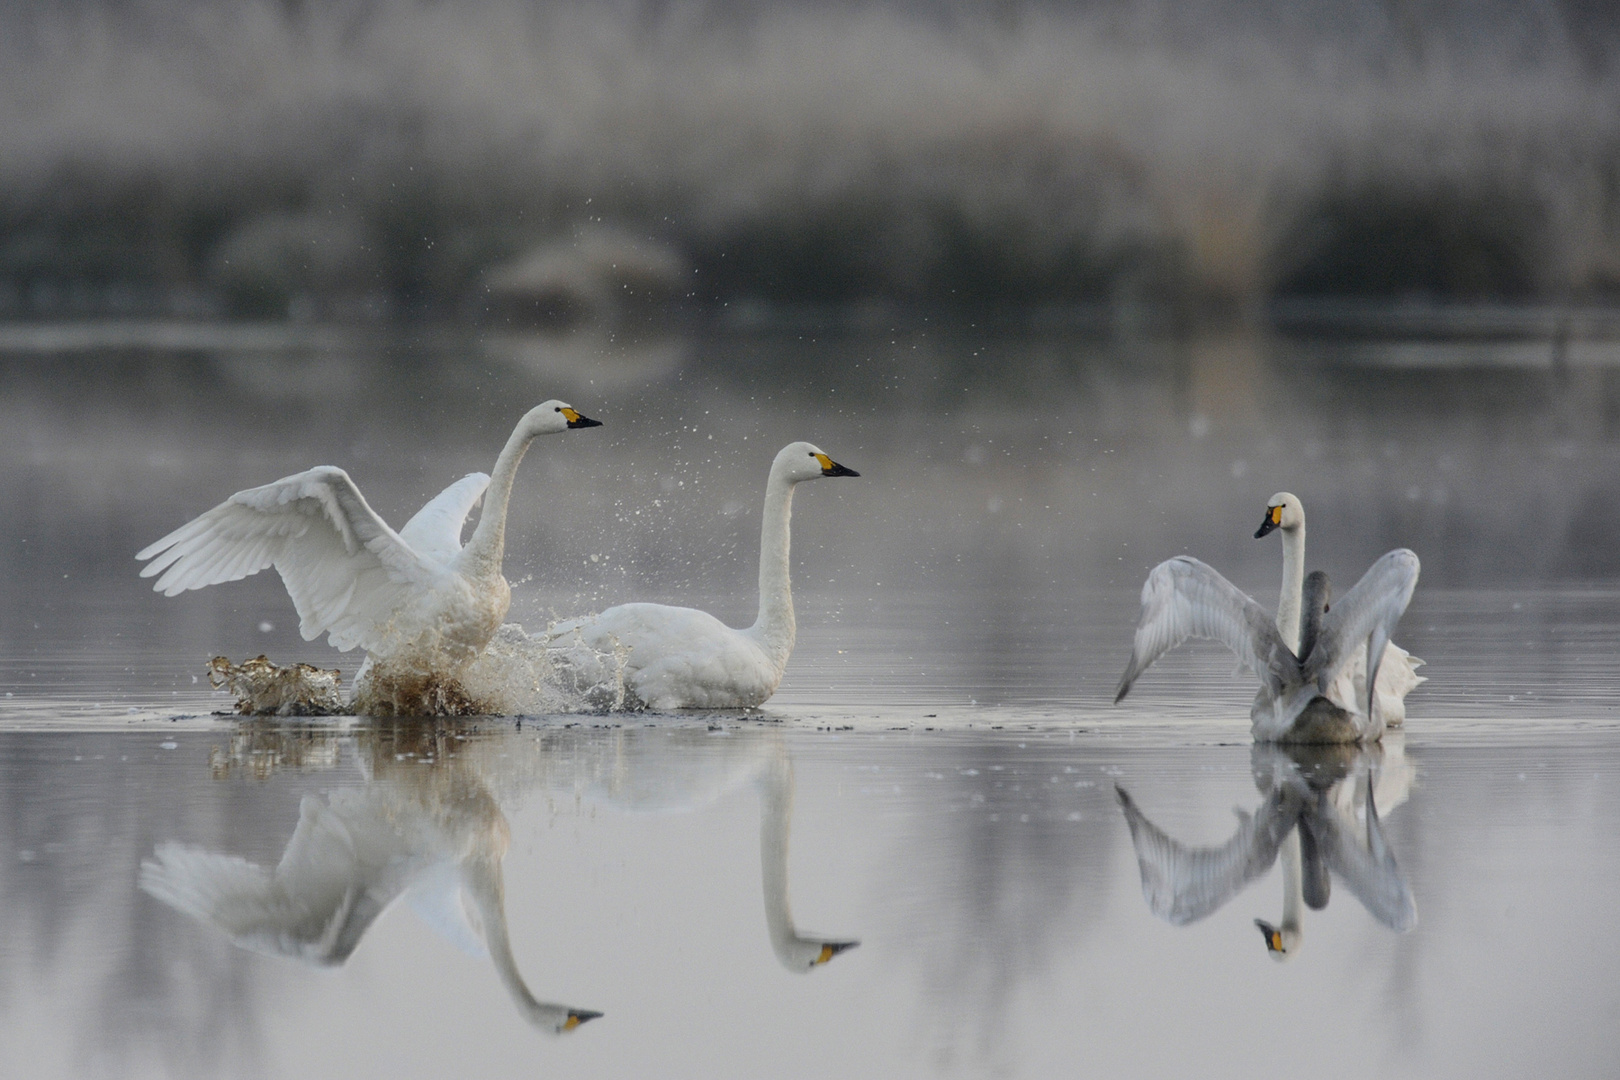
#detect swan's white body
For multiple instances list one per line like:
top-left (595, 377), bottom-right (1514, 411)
top-left (136, 400), bottom-right (599, 712)
top-left (138, 738), bottom-right (601, 1034)
top-left (1257, 492), bottom-right (1425, 726)
top-left (544, 442), bottom-right (858, 710)
top-left (1115, 549), bottom-right (1421, 743)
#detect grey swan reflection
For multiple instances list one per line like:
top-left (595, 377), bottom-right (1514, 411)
top-left (1114, 740), bottom-right (1417, 960)
top-left (138, 724), bottom-right (602, 1035)
top-left (1117, 548), bottom-right (1420, 743)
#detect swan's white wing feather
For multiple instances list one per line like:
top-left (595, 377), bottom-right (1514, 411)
top-left (398, 472), bottom-right (489, 566)
top-left (137, 466), bottom-right (445, 653)
top-left (1303, 549), bottom-right (1420, 716)
top-left (1116, 557), bottom-right (1295, 703)
top-left (1115, 784), bottom-right (1300, 925)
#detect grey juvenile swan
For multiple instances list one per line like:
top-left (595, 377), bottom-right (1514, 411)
top-left (1115, 549), bottom-right (1420, 743)
top-left (136, 400), bottom-right (600, 713)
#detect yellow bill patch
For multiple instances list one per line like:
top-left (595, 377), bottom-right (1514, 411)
top-left (817, 944), bottom-right (835, 964)
top-left (564, 1015), bottom-right (582, 1031)
top-left (1270, 505), bottom-right (1283, 525)
top-left (814, 453), bottom-right (835, 471)
top-left (561, 407), bottom-right (582, 423)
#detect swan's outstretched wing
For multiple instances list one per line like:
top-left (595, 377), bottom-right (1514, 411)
top-left (398, 472), bottom-right (489, 566)
top-left (1305, 776), bottom-right (1417, 932)
top-left (1115, 784), bottom-right (1301, 925)
top-left (1302, 549), bottom-right (1420, 719)
top-left (136, 466), bottom-right (446, 652)
top-left (1115, 557), bottom-right (1297, 703)
top-left (138, 796), bottom-right (409, 964)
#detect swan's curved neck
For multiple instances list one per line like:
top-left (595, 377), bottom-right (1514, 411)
top-left (760, 750), bottom-right (800, 965)
top-left (461, 426), bottom-right (535, 577)
top-left (747, 474), bottom-right (797, 669)
top-left (464, 855), bottom-right (571, 1030)
top-left (1277, 523), bottom-right (1306, 654)
top-left (1279, 828), bottom-right (1304, 933)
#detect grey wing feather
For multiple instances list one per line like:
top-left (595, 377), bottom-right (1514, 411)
top-left (1302, 549), bottom-right (1420, 713)
top-left (1115, 784), bottom-right (1301, 925)
top-left (1115, 557), bottom-right (1296, 703)
top-left (1304, 776), bottom-right (1417, 932)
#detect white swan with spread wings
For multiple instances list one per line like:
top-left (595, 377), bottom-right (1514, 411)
top-left (136, 400), bottom-right (600, 712)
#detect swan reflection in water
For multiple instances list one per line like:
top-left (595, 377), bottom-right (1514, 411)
top-left (139, 721), bottom-right (856, 1033)
top-left (1114, 739), bottom-right (1417, 959)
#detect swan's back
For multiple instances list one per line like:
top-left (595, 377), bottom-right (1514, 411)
top-left (549, 603), bottom-right (780, 709)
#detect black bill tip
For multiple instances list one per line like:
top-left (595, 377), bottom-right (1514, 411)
top-left (822, 463), bottom-right (859, 477)
top-left (567, 414), bottom-right (603, 429)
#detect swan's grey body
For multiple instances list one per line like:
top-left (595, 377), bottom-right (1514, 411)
top-left (1256, 492), bottom-right (1426, 726)
top-left (136, 400), bottom-right (599, 713)
top-left (1115, 549), bottom-right (1420, 742)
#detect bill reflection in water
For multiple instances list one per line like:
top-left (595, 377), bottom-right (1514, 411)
top-left (1115, 740), bottom-right (1417, 959)
top-left (138, 721), bottom-right (857, 1036)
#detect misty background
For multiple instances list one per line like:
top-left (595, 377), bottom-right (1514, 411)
top-left (3, 0), bottom-right (1620, 323)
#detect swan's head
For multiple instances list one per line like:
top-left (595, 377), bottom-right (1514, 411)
top-left (773, 441), bottom-right (860, 484)
top-left (1254, 918), bottom-right (1301, 961)
top-left (1254, 492), bottom-right (1304, 538)
top-left (520, 400), bottom-right (602, 438)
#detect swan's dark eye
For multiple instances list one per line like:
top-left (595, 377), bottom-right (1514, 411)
top-left (808, 452), bottom-right (815, 457)
top-left (554, 407), bottom-right (562, 412)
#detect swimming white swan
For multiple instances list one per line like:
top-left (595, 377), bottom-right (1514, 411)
top-left (1115, 744), bottom-right (1415, 961)
top-left (136, 400), bottom-right (600, 713)
top-left (544, 441), bottom-right (859, 710)
top-left (1115, 551), bottom-right (1420, 742)
top-left (138, 732), bottom-right (602, 1034)
top-left (1255, 492), bottom-right (1425, 726)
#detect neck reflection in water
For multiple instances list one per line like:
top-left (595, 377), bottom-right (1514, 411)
top-left (1114, 739), bottom-right (1417, 960)
top-left (138, 719), bottom-right (857, 1035)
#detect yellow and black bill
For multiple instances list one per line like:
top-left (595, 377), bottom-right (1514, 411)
top-left (563, 1009), bottom-right (604, 1031)
top-left (814, 940), bottom-right (861, 965)
top-left (1254, 504), bottom-right (1283, 539)
top-left (814, 452), bottom-right (859, 478)
top-left (562, 407), bottom-right (602, 429)
top-left (1254, 918), bottom-right (1285, 952)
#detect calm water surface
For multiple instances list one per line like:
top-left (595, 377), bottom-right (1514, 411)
top-left (3, 324), bottom-right (1620, 1077)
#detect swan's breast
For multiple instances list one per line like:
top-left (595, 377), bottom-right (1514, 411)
top-left (565, 603), bottom-right (780, 709)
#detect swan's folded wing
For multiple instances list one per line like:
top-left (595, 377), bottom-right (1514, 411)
top-left (1115, 784), bottom-right (1300, 925)
top-left (137, 466), bottom-right (445, 652)
top-left (1115, 557), bottom-right (1295, 702)
top-left (398, 472), bottom-right (489, 566)
top-left (1302, 549), bottom-right (1420, 714)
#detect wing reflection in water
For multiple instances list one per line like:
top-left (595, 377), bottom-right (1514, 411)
top-left (1116, 738), bottom-right (1417, 960)
top-left (139, 722), bottom-right (602, 1035)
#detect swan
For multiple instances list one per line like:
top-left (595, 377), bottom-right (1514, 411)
top-left (1255, 492), bottom-right (1425, 726)
top-left (138, 731), bottom-right (602, 1034)
top-left (759, 744), bottom-right (860, 971)
top-left (1115, 743), bottom-right (1415, 961)
top-left (135, 400), bottom-right (600, 714)
top-left (543, 441), bottom-right (859, 710)
top-left (1114, 550), bottom-right (1420, 742)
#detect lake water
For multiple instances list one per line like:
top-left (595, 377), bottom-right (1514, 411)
top-left (3, 319), bottom-right (1620, 1078)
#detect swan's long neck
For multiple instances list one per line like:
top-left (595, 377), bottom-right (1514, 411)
top-left (760, 750), bottom-right (800, 967)
top-left (747, 473), bottom-right (797, 669)
top-left (463, 854), bottom-right (576, 1031)
top-left (1277, 522), bottom-right (1306, 654)
top-left (1278, 827), bottom-right (1304, 937)
top-left (460, 426), bottom-right (535, 578)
